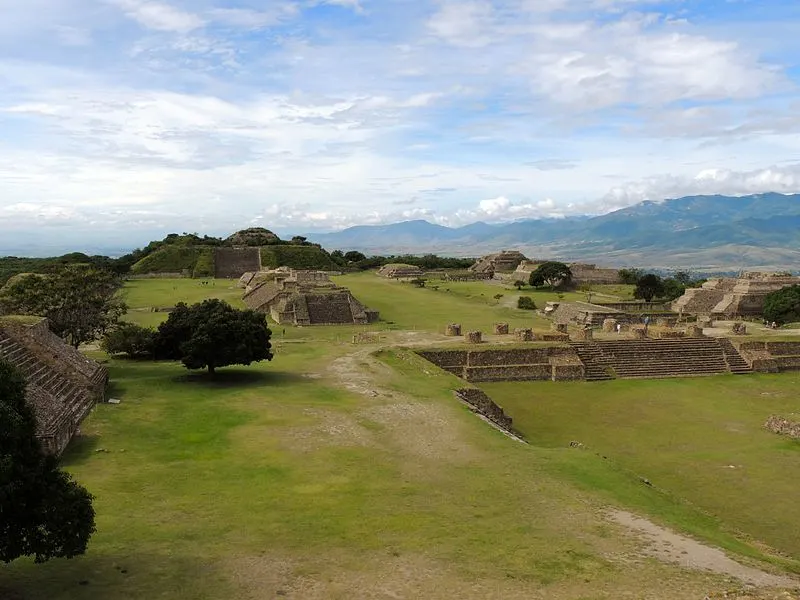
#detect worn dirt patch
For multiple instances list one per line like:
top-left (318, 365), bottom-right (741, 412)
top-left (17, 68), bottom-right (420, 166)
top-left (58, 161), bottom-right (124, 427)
top-left (279, 408), bottom-right (376, 452)
top-left (610, 510), bottom-right (799, 589)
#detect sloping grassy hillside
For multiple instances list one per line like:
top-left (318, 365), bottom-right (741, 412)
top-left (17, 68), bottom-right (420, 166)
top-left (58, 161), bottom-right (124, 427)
top-left (130, 246), bottom-right (205, 275)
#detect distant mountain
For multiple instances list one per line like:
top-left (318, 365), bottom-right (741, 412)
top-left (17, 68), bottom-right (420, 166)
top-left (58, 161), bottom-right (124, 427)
top-left (306, 193), bottom-right (800, 270)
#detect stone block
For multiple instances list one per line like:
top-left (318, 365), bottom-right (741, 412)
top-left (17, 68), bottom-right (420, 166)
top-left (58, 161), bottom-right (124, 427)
top-left (466, 331), bottom-right (483, 344)
top-left (552, 323), bottom-right (568, 333)
top-left (493, 322), bottom-right (509, 335)
top-left (656, 317), bottom-right (672, 328)
top-left (731, 323), bottom-right (747, 335)
top-left (630, 326), bottom-right (647, 339)
top-left (514, 328), bottom-right (534, 342)
top-left (573, 328), bottom-right (593, 341)
top-left (445, 323), bottom-right (462, 337)
top-left (602, 318), bottom-right (617, 333)
top-left (686, 325), bottom-right (704, 338)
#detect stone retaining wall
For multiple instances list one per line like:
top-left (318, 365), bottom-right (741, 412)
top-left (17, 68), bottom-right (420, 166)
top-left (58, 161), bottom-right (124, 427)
top-left (214, 247), bottom-right (261, 278)
top-left (454, 388), bottom-right (514, 432)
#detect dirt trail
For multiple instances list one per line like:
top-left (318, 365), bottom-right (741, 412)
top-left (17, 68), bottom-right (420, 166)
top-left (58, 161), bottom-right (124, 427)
top-left (610, 510), bottom-right (798, 589)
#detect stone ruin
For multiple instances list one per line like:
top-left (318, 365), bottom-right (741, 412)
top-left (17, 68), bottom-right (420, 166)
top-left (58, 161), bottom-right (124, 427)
top-left (454, 388), bottom-right (514, 433)
top-left (242, 269), bottom-right (379, 326)
top-left (672, 271), bottom-right (800, 318)
top-left (214, 247), bottom-right (262, 279)
top-left (514, 328), bottom-right (534, 341)
top-left (731, 322), bottom-right (748, 335)
top-left (445, 324), bottom-right (462, 336)
top-left (513, 261), bottom-right (620, 285)
top-left (764, 415), bottom-right (800, 439)
top-left (493, 323), bottom-right (509, 335)
top-left (377, 263), bottom-right (424, 279)
top-left (466, 331), bottom-right (483, 344)
top-left (469, 250), bottom-right (528, 277)
top-left (0, 318), bottom-right (108, 456)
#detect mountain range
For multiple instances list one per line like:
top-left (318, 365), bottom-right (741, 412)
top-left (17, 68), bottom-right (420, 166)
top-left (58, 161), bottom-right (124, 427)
top-left (306, 193), bottom-right (800, 271)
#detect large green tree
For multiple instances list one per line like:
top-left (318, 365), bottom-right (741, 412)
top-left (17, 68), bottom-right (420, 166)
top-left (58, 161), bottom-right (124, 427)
top-left (154, 299), bottom-right (273, 374)
top-left (634, 274), bottom-right (665, 302)
top-left (529, 262), bottom-right (572, 290)
top-left (763, 285), bottom-right (800, 325)
top-left (0, 361), bottom-right (95, 563)
top-left (0, 265), bottom-right (126, 347)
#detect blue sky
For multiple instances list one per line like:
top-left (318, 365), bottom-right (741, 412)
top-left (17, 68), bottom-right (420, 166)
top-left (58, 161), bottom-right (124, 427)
top-left (1, 0), bottom-right (800, 252)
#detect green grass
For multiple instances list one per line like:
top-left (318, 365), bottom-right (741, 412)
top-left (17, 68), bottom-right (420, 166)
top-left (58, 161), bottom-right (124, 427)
top-left (3, 277), bottom-right (799, 598)
top-left (482, 374), bottom-right (800, 561)
top-left (259, 245), bottom-right (338, 271)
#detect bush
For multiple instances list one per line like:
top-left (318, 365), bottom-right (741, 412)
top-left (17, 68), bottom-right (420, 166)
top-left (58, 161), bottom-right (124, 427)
top-left (102, 323), bottom-right (156, 358)
top-left (517, 296), bottom-right (536, 310)
top-left (763, 285), bottom-right (800, 325)
top-left (192, 248), bottom-right (215, 278)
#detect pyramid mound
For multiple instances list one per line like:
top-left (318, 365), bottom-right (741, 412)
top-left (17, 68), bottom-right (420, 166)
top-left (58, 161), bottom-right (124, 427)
top-left (225, 228), bottom-right (281, 247)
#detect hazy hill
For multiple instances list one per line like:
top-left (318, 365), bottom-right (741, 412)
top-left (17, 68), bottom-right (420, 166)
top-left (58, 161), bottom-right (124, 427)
top-left (307, 193), bottom-right (800, 270)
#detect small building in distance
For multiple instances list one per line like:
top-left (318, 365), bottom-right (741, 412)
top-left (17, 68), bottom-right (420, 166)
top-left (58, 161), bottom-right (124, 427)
top-left (673, 272), bottom-right (800, 317)
top-left (0, 318), bottom-right (108, 456)
top-left (243, 269), bottom-right (379, 326)
top-left (469, 251), bottom-right (528, 277)
top-left (377, 263), bottom-right (425, 279)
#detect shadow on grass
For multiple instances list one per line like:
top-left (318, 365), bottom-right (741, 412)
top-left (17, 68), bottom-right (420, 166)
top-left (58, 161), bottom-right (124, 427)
top-left (172, 368), bottom-right (308, 389)
top-left (60, 434), bottom-right (102, 467)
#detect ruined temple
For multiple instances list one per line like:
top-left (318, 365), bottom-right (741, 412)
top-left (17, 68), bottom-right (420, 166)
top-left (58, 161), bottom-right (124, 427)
top-left (214, 247), bottom-right (262, 279)
top-left (513, 261), bottom-right (620, 285)
top-left (0, 318), bottom-right (108, 456)
top-left (469, 251), bottom-right (528, 275)
top-left (377, 263), bottom-right (424, 279)
top-left (672, 272), bottom-right (800, 317)
top-left (243, 269), bottom-right (379, 326)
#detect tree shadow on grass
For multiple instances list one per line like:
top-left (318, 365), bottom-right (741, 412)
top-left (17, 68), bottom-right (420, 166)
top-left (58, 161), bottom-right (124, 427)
top-left (60, 434), bottom-right (102, 467)
top-left (172, 368), bottom-right (309, 389)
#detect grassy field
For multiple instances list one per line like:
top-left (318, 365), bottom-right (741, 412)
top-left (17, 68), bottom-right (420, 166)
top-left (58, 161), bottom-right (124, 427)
top-left (483, 375), bottom-right (800, 559)
top-left (2, 275), bottom-right (799, 598)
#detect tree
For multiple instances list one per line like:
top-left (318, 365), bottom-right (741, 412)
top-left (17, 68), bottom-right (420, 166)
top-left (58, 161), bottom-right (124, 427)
top-left (618, 268), bottom-right (644, 285)
top-left (290, 236), bottom-right (308, 245)
top-left (517, 296), bottom-right (536, 310)
top-left (493, 293), bottom-right (504, 304)
top-left (154, 299), bottom-right (273, 374)
top-left (763, 285), bottom-right (800, 325)
top-left (579, 283), bottom-right (594, 303)
top-left (344, 250), bottom-right (366, 263)
top-left (672, 270), bottom-right (693, 285)
top-left (101, 323), bottom-right (156, 358)
top-left (0, 360), bottom-right (95, 563)
top-left (634, 274), bottom-right (665, 302)
top-left (0, 265), bottom-right (126, 348)
top-left (529, 262), bottom-right (572, 290)
top-left (513, 280), bottom-right (526, 290)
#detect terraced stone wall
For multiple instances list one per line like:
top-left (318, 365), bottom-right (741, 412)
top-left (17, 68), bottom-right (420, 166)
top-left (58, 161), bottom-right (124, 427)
top-left (214, 247), bottom-right (261, 278)
top-left (455, 388), bottom-right (514, 432)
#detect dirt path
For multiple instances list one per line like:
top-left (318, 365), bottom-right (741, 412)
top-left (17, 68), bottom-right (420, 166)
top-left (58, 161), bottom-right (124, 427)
top-left (610, 510), bottom-right (798, 589)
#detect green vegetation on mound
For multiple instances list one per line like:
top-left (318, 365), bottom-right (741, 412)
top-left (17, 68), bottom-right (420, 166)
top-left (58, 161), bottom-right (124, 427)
top-left (131, 246), bottom-right (205, 275)
top-left (259, 245), bottom-right (338, 271)
top-left (191, 248), bottom-right (215, 278)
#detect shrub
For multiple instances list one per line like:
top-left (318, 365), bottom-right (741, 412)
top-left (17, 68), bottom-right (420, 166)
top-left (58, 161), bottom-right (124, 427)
top-left (102, 323), bottom-right (157, 358)
top-left (517, 296), bottom-right (536, 310)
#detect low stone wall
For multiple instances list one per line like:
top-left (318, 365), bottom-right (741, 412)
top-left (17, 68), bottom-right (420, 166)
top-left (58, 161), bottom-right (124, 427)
top-left (735, 341), bottom-right (800, 373)
top-left (686, 325), bottom-right (704, 338)
top-left (127, 272), bottom-right (189, 279)
top-left (731, 323), bottom-right (747, 335)
top-left (445, 324), bottom-right (462, 336)
top-left (464, 364), bottom-right (552, 382)
top-left (455, 388), bottom-right (514, 432)
top-left (552, 323), bottom-right (568, 333)
top-left (594, 301), bottom-right (670, 312)
top-left (493, 323), bottom-right (509, 335)
top-left (657, 330), bottom-right (685, 339)
top-left (540, 333), bottom-right (570, 342)
top-left (765, 415), bottom-right (800, 439)
top-left (466, 331), bottom-right (483, 344)
top-left (514, 328), bottom-right (534, 341)
top-left (573, 328), bottom-right (593, 341)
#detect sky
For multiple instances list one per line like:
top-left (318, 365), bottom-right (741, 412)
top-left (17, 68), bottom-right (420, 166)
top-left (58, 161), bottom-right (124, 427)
top-left (2, 0), bottom-right (800, 253)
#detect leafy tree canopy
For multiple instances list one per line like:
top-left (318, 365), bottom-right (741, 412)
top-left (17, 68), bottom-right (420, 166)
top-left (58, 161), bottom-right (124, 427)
top-left (529, 262), bottom-right (572, 289)
top-left (155, 299), bottom-right (273, 374)
top-left (618, 268), bottom-right (644, 285)
top-left (102, 322), bottom-right (157, 358)
top-left (634, 274), bottom-right (665, 302)
top-left (763, 285), bottom-right (800, 325)
top-left (0, 265), bottom-right (126, 348)
top-left (343, 250), bottom-right (366, 263)
top-left (0, 361), bottom-right (95, 563)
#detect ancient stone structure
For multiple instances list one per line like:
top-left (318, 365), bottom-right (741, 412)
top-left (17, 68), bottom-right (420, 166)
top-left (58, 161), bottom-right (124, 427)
top-left (573, 327), bottom-right (593, 341)
top-left (352, 332), bottom-right (380, 344)
top-left (243, 269), bottom-right (378, 326)
top-left (469, 251), bottom-right (528, 276)
top-left (214, 247), bottom-right (262, 279)
top-left (0, 319), bottom-right (108, 456)
top-left (546, 301), bottom-right (630, 328)
top-left (631, 327), bottom-right (647, 339)
top-left (514, 328), bottom-right (534, 341)
top-left (736, 341), bottom-right (800, 373)
top-left (445, 324), bottom-right (462, 337)
top-left (731, 323), bottom-right (747, 335)
top-left (513, 261), bottom-right (620, 285)
top-left (764, 415), bottom-right (800, 439)
top-left (493, 323), bottom-right (509, 335)
top-left (455, 388), bottom-right (514, 433)
top-left (418, 346), bottom-right (584, 382)
top-left (672, 272), bottom-right (800, 318)
top-left (686, 325), bottom-right (705, 338)
top-left (377, 264), bottom-right (424, 279)
top-left (570, 338), bottom-right (752, 380)
top-left (466, 331), bottom-right (483, 344)
top-left (552, 322), bottom-right (568, 333)
top-left (602, 318), bottom-right (618, 333)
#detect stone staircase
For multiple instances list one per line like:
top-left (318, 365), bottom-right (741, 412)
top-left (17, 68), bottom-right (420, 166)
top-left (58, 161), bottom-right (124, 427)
top-left (717, 338), bottom-right (753, 374)
top-left (569, 342), bottom-right (615, 381)
top-left (0, 330), bottom-right (91, 431)
top-left (573, 339), bottom-right (735, 380)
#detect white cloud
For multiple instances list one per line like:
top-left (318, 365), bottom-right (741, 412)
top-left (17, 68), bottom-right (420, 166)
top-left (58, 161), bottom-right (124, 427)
top-left (112, 0), bottom-right (205, 33)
